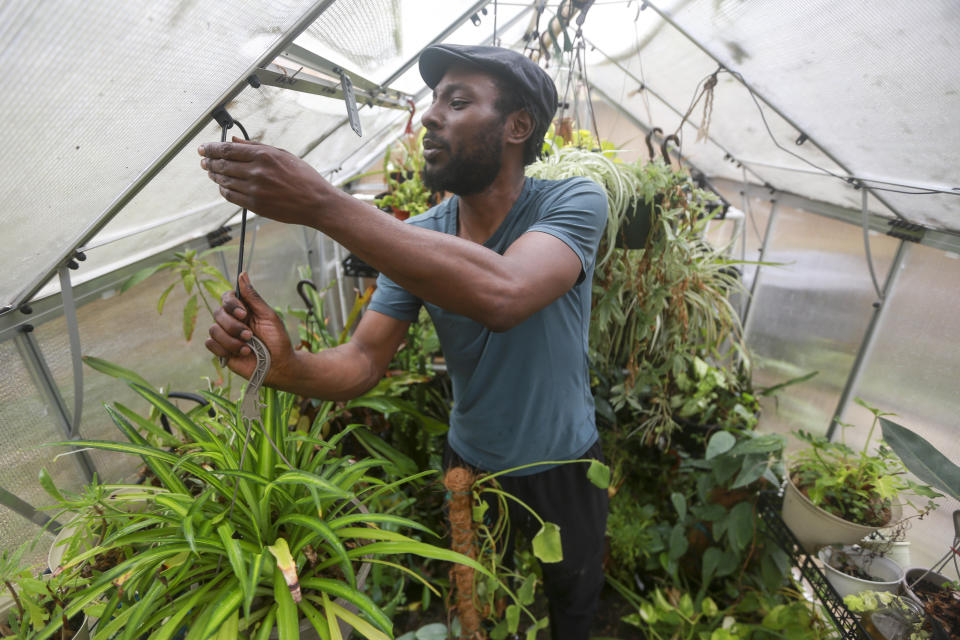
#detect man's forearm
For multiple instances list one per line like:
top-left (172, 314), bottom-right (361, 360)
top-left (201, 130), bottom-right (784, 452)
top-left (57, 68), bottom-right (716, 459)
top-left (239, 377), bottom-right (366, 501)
top-left (267, 342), bottom-right (380, 401)
top-left (309, 190), bottom-right (540, 330)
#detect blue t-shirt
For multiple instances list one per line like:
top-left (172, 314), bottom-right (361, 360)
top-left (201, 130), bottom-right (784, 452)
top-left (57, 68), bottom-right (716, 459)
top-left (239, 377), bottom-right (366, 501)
top-left (368, 176), bottom-right (608, 475)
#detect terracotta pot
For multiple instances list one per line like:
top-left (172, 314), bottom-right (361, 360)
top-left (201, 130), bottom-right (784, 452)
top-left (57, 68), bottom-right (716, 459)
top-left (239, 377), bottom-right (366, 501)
top-left (781, 475), bottom-right (901, 553)
top-left (818, 544), bottom-right (904, 599)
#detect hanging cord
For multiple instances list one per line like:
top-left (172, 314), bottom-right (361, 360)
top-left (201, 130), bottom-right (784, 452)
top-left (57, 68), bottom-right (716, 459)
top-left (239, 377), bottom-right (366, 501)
top-left (57, 256), bottom-right (86, 438)
top-left (725, 68), bottom-right (949, 197)
top-left (493, 0), bottom-right (499, 46)
top-left (673, 66), bottom-right (720, 142)
top-left (212, 108), bottom-right (292, 527)
top-left (572, 5), bottom-right (602, 148)
top-left (860, 186), bottom-right (885, 300)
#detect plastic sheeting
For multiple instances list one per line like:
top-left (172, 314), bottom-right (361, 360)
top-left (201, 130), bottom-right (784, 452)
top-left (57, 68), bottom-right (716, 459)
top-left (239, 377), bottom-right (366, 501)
top-left (580, 0), bottom-right (960, 229)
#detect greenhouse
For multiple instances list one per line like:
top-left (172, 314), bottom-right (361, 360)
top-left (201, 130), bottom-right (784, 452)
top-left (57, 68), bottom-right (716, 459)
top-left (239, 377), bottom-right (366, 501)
top-left (1, 0), bottom-right (958, 638)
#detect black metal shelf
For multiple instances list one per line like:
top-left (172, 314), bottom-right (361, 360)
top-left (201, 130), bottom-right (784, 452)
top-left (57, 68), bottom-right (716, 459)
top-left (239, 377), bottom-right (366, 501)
top-left (757, 492), bottom-right (872, 640)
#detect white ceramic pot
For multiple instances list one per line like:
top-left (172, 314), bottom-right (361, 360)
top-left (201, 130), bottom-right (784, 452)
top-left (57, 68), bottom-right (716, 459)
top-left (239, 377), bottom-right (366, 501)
top-left (781, 476), bottom-right (901, 553)
top-left (818, 545), bottom-right (904, 599)
top-left (48, 487), bottom-right (153, 571)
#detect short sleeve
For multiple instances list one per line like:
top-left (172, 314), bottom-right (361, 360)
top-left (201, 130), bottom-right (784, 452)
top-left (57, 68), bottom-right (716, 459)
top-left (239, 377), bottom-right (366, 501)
top-left (368, 271), bottom-right (422, 322)
top-left (526, 178), bottom-right (608, 280)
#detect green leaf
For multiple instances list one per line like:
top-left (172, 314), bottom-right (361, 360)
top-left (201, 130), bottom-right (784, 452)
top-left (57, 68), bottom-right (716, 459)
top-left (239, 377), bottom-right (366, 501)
top-left (881, 417), bottom-right (960, 501)
top-left (350, 426), bottom-right (418, 476)
top-left (525, 617), bottom-right (549, 640)
top-left (325, 598), bottom-right (390, 640)
top-left (199, 584), bottom-right (243, 639)
top-left (731, 456), bottom-right (768, 489)
top-left (300, 577), bottom-right (392, 635)
top-left (532, 522), bottom-right (563, 563)
top-left (83, 356), bottom-right (153, 389)
top-left (182, 294), bottom-right (199, 341)
top-left (670, 492), bottom-right (687, 521)
top-left (705, 431), bottom-right (736, 460)
top-left (587, 460), bottom-right (611, 489)
top-left (120, 263), bottom-right (166, 293)
top-left (38, 468), bottom-right (64, 503)
top-left (157, 282), bottom-right (176, 314)
top-left (217, 522), bottom-right (251, 615)
top-left (702, 547), bottom-right (722, 583)
top-left (725, 502), bottom-right (755, 552)
top-left (506, 604), bottom-right (520, 633)
top-left (517, 573), bottom-right (536, 606)
top-left (729, 433), bottom-right (785, 456)
top-left (668, 523), bottom-right (688, 559)
top-left (212, 610), bottom-right (239, 640)
top-left (274, 559), bottom-right (299, 640)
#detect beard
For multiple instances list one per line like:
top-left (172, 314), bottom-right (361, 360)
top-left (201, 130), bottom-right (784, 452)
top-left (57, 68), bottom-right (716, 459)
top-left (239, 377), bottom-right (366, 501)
top-left (421, 124), bottom-right (504, 196)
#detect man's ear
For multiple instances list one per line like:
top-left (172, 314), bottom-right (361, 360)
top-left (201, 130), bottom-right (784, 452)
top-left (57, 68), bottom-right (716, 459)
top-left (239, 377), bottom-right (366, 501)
top-left (506, 110), bottom-right (535, 146)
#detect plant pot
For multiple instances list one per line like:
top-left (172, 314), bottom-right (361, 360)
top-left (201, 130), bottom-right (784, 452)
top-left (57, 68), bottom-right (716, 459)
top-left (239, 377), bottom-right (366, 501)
top-left (48, 487), bottom-right (152, 571)
top-left (616, 196), bottom-right (654, 250)
top-left (781, 476), bottom-right (901, 553)
top-left (901, 568), bottom-right (956, 640)
top-left (818, 545), bottom-right (904, 599)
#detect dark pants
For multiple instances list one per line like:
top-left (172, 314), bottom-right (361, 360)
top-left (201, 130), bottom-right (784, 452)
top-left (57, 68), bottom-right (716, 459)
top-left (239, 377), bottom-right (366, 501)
top-left (443, 441), bottom-right (609, 640)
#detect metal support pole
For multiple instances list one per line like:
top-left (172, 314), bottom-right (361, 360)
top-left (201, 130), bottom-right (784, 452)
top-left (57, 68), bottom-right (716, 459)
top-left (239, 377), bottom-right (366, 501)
top-left (742, 199), bottom-right (779, 330)
top-left (826, 239), bottom-right (911, 440)
top-left (14, 329), bottom-right (97, 483)
top-left (0, 485), bottom-right (62, 533)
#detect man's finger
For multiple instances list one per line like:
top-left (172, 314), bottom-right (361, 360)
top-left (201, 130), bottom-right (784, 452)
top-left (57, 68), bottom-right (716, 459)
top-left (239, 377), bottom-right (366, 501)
top-left (198, 141), bottom-right (260, 161)
top-left (218, 185), bottom-right (255, 210)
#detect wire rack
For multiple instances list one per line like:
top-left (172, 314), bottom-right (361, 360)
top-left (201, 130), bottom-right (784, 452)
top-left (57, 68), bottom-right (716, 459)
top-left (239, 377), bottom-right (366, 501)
top-left (757, 492), bottom-right (872, 640)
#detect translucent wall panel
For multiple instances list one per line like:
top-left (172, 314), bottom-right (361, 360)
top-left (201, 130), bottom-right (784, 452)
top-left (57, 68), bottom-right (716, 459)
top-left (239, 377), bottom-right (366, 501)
top-left (25, 219), bottom-right (312, 486)
top-left (0, 0), bottom-right (321, 309)
top-left (741, 203), bottom-right (899, 439)
top-left (838, 244), bottom-right (960, 578)
top-left (0, 340), bottom-right (83, 565)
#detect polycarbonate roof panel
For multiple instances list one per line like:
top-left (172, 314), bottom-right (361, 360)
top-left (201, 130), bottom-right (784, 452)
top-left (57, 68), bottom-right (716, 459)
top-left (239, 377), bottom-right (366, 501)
top-left (650, 0), bottom-right (960, 230)
top-left (295, 0), bottom-right (525, 86)
top-left (0, 0), bottom-right (320, 310)
top-left (576, 2), bottom-right (880, 216)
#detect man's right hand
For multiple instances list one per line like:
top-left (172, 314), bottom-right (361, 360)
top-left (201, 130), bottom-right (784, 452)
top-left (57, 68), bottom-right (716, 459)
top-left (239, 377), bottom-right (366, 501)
top-left (205, 272), bottom-right (294, 384)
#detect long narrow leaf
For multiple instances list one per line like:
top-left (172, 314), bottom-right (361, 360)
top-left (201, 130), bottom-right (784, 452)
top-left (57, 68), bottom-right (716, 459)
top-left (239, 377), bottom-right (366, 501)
top-left (274, 562), bottom-right (299, 640)
top-left (325, 597), bottom-right (390, 640)
top-left (130, 384), bottom-right (210, 443)
top-left (83, 355), bottom-right (154, 388)
top-left (199, 584), bottom-right (243, 639)
top-left (300, 577), bottom-right (392, 634)
top-left (280, 514), bottom-right (354, 587)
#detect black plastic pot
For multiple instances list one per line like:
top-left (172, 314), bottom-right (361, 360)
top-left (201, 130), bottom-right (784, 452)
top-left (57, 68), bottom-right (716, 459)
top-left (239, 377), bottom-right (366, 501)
top-left (616, 196), bottom-right (656, 250)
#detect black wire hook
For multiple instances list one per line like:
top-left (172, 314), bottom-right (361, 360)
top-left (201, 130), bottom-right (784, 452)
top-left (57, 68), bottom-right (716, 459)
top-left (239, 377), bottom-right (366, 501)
top-left (296, 279), bottom-right (318, 313)
top-left (660, 133), bottom-right (680, 166)
top-left (645, 127), bottom-right (663, 161)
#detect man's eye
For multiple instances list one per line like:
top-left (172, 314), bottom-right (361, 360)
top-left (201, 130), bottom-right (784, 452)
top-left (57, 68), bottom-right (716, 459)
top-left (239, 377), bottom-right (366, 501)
top-left (450, 99), bottom-right (468, 109)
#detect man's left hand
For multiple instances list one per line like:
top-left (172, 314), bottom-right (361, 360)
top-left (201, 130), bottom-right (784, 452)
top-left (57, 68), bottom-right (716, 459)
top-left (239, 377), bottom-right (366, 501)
top-left (199, 138), bottom-right (328, 225)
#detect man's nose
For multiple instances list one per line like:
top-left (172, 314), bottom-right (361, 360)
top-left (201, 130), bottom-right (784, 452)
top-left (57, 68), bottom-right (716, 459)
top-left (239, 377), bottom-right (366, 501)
top-left (421, 102), bottom-right (441, 129)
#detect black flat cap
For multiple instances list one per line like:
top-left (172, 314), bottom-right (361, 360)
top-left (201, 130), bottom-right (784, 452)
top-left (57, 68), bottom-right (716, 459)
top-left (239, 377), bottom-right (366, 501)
top-left (419, 44), bottom-right (558, 126)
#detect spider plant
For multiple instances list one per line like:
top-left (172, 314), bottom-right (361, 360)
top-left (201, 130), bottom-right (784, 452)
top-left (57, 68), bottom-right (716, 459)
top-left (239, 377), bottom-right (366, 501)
top-left (35, 359), bottom-right (490, 640)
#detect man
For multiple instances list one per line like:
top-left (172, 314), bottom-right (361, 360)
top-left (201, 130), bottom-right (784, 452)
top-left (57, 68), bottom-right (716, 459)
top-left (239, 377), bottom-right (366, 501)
top-left (201, 44), bottom-right (608, 639)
